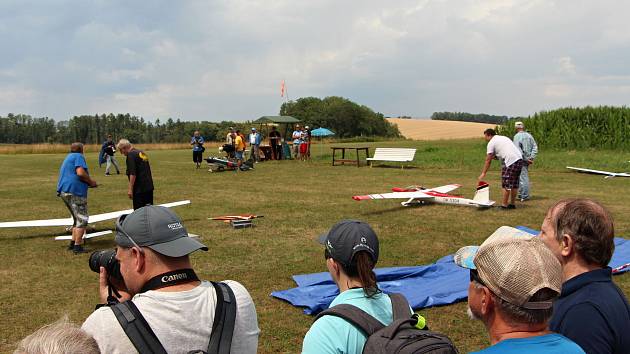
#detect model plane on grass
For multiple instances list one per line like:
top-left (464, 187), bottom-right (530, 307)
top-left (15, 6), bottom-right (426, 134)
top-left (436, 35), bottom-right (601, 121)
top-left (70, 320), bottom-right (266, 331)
top-left (209, 214), bottom-right (264, 223)
top-left (0, 200), bottom-right (191, 240)
top-left (352, 182), bottom-right (495, 208)
top-left (566, 166), bottom-right (630, 178)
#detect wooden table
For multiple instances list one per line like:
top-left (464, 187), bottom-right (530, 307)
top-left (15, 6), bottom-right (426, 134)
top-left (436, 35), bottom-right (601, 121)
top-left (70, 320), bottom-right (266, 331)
top-left (331, 147), bottom-right (370, 167)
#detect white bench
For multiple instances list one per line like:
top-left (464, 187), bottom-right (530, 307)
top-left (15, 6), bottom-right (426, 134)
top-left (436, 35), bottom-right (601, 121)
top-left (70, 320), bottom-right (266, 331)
top-left (366, 148), bottom-right (416, 169)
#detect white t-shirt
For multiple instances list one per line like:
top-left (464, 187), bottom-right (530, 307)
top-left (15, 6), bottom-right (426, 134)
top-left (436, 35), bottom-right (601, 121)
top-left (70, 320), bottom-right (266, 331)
top-left (82, 280), bottom-right (259, 354)
top-left (487, 135), bottom-right (522, 167)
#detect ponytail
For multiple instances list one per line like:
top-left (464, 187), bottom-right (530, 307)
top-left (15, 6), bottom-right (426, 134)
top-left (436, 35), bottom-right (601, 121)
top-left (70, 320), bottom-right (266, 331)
top-left (345, 251), bottom-right (380, 298)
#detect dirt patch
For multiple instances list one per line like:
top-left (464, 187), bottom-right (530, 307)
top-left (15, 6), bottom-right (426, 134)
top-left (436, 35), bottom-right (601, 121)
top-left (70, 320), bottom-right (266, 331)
top-left (387, 118), bottom-right (497, 140)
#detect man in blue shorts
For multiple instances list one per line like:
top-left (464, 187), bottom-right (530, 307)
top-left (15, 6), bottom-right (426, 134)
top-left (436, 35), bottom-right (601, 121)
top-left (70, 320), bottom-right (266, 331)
top-left (455, 226), bottom-right (584, 353)
top-left (57, 142), bottom-right (98, 254)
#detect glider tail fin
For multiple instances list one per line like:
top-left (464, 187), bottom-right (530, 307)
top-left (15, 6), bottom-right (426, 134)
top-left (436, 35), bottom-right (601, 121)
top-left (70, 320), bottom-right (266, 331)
top-left (473, 181), bottom-right (490, 203)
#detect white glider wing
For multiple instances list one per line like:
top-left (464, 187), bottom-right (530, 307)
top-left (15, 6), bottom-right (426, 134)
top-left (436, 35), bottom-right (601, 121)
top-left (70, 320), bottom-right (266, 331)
top-left (566, 167), bottom-right (630, 178)
top-left (353, 191), bottom-right (433, 201)
top-left (0, 200), bottom-right (191, 228)
top-left (428, 184), bottom-right (462, 194)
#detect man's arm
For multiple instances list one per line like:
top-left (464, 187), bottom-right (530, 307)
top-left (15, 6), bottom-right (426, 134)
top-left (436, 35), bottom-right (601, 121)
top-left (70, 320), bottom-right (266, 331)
top-left (478, 153), bottom-right (494, 180)
top-left (128, 175), bottom-right (136, 199)
top-left (530, 135), bottom-right (538, 160)
top-left (76, 167), bottom-right (97, 187)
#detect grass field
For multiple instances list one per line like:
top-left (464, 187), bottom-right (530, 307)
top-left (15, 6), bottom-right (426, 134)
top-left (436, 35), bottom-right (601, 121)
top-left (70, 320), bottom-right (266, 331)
top-left (1, 139), bottom-right (629, 353)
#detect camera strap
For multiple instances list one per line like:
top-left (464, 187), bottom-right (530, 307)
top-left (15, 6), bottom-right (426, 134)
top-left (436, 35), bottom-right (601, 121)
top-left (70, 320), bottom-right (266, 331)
top-left (111, 281), bottom-right (237, 354)
top-left (140, 269), bottom-right (199, 293)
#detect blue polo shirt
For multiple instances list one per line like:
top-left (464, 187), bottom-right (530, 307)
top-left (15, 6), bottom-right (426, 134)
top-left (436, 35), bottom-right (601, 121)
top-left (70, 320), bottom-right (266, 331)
top-left (472, 333), bottom-right (584, 353)
top-left (57, 152), bottom-right (89, 197)
top-left (550, 267), bottom-right (630, 354)
top-left (302, 289), bottom-right (395, 354)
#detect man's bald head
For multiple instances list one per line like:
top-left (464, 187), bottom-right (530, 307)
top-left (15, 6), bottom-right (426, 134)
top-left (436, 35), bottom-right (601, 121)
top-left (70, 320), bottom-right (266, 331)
top-left (70, 142), bottom-right (84, 153)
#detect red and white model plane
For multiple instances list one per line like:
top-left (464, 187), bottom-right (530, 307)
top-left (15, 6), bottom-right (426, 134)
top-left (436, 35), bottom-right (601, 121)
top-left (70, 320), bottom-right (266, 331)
top-left (352, 182), bottom-right (495, 208)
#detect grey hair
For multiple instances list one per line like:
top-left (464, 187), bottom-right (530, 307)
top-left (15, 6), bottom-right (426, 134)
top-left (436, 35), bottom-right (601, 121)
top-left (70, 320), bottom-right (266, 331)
top-left (14, 316), bottom-right (100, 354)
top-left (471, 280), bottom-right (556, 325)
top-left (494, 288), bottom-right (557, 325)
top-left (116, 138), bottom-right (132, 151)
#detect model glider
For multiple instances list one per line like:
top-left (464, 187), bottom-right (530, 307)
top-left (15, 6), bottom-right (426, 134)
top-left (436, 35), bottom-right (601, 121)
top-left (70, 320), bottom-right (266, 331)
top-left (566, 166), bottom-right (630, 178)
top-left (209, 214), bottom-right (264, 221)
top-left (352, 182), bottom-right (495, 208)
top-left (0, 200), bottom-right (191, 228)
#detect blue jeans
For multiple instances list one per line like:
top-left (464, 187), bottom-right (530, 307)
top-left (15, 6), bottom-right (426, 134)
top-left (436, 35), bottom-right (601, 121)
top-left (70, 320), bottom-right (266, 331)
top-left (518, 164), bottom-right (530, 199)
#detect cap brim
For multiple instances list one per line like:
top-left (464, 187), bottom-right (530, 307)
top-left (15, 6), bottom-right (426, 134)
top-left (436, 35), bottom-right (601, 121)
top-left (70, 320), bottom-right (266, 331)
top-left (148, 236), bottom-right (208, 257)
top-left (453, 246), bottom-right (479, 269)
top-left (317, 232), bottom-right (329, 245)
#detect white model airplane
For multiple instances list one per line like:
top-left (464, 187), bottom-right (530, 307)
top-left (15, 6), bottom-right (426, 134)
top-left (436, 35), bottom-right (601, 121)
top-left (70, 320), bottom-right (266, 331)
top-left (566, 166), bottom-right (630, 178)
top-left (0, 200), bottom-right (191, 240)
top-left (352, 182), bottom-right (495, 208)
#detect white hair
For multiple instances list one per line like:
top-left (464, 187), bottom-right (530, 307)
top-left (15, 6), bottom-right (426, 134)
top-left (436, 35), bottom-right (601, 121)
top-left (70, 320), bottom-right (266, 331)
top-left (14, 316), bottom-right (100, 354)
top-left (116, 138), bottom-right (132, 151)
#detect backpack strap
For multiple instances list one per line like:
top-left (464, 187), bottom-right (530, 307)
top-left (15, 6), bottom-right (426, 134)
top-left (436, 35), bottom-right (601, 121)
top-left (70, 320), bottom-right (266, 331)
top-left (388, 293), bottom-right (412, 321)
top-left (207, 282), bottom-right (237, 354)
top-left (314, 304), bottom-right (385, 336)
top-left (111, 301), bottom-right (168, 354)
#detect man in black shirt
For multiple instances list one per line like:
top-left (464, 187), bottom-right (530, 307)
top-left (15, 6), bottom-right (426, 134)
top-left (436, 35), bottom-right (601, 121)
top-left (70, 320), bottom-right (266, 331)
top-left (102, 134), bottom-right (121, 175)
top-left (117, 139), bottom-right (154, 209)
top-left (268, 126), bottom-right (281, 160)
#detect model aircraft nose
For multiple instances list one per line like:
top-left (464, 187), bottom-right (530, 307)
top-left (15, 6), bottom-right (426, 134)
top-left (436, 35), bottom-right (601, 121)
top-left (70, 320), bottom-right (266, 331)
top-left (352, 196), bottom-right (369, 201)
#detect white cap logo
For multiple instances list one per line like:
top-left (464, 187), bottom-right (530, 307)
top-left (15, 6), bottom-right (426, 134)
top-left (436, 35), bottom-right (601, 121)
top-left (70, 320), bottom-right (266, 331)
top-left (361, 237), bottom-right (367, 243)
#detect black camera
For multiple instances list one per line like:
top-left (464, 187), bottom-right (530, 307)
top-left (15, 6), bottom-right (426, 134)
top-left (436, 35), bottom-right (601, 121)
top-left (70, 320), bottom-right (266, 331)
top-left (89, 249), bottom-right (122, 281)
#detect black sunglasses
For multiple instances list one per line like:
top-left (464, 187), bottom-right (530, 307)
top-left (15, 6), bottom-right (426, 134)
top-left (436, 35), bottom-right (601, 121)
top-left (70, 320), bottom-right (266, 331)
top-left (324, 249), bottom-right (332, 260)
top-left (469, 269), bottom-right (485, 286)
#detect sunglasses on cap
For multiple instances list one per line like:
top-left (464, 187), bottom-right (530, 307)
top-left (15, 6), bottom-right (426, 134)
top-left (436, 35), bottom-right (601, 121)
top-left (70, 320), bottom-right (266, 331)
top-left (470, 269), bottom-right (486, 287)
top-left (116, 214), bottom-right (144, 252)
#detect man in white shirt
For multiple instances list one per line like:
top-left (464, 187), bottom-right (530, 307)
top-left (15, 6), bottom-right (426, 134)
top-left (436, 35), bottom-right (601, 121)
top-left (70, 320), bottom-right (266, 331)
top-left (82, 206), bottom-right (259, 354)
top-left (292, 124), bottom-right (302, 159)
top-left (248, 127), bottom-right (261, 163)
top-left (479, 129), bottom-right (523, 209)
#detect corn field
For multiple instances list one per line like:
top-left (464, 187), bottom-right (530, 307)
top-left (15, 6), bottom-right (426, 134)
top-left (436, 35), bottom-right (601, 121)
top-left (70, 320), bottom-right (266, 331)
top-left (497, 106), bottom-right (630, 150)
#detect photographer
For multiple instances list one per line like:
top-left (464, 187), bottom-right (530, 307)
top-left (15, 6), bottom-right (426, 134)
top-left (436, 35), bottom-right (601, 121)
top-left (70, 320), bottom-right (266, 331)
top-left (190, 130), bottom-right (205, 169)
top-left (82, 206), bottom-right (259, 354)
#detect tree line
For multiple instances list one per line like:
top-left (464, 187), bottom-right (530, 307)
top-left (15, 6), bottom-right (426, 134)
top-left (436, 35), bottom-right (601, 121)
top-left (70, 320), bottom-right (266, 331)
top-left (0, 113), bottom-right (255, 144)
top-left (431, 112), bottom-right (509, 124)
top-left (1, 97), bottom-right (399, 144)
top-left (497, 106), bottom-right (630, 150)
top-left (280, 96), bottom-right (400, 138)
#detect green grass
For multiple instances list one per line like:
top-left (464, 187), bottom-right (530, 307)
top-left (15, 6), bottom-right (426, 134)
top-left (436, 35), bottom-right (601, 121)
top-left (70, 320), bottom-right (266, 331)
top-left (1, 139), bottom-right (629, 353)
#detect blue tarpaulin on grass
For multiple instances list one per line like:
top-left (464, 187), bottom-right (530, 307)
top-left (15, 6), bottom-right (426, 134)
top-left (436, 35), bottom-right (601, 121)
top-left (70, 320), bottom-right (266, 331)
top-left (271, 226), bottom-right (630, 315)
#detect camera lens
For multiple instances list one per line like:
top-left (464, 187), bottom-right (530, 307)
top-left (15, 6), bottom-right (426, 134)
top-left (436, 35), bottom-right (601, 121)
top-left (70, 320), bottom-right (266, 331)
top-left (88, 249), bottom-right (122, 281)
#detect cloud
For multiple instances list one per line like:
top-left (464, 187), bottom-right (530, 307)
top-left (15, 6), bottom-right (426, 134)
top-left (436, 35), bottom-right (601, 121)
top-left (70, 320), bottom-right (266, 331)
top-left (0, 0), bottom-right (629, 121)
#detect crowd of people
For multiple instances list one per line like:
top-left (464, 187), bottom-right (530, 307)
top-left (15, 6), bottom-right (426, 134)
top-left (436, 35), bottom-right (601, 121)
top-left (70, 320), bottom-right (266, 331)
top-left (24, 127), bottom-right (627, 353)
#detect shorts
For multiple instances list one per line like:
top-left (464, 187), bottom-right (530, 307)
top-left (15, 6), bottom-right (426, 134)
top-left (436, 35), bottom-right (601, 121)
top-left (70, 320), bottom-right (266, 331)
top-left (193, 150), bottom-right (203, 163)
top-left (502, 159), bottom-right (523, 190)
top-left (235, 150), bottom-right (244, 161)
top-left (300, 143), bottom-right (309, 154)
top-left (59, 192), bottom-right (88, 228)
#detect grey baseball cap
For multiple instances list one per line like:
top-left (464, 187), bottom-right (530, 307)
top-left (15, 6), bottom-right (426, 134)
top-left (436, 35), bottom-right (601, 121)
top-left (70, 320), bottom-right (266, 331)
top-left (318, 220), bottom-right (379, 267)
top-left (115, 205), bottom-right (208, 257)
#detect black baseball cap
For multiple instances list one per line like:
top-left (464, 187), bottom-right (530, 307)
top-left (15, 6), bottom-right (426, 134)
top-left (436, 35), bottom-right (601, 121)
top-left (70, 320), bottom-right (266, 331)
top-left (318, 220), bottom-right (379, 267)
top-left (115, 205), bottom-right (208, 257)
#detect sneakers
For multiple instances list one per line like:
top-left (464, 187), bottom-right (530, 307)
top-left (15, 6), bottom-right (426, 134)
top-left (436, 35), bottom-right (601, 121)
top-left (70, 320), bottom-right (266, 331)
top-left (105, 173), bottom-right (111, 176)
top-left (498, 204), bottom-right (516, 210)
top-left (67, 241), bottom-right (75, 251)
top-left (73, 244), bottom-right (88, 254)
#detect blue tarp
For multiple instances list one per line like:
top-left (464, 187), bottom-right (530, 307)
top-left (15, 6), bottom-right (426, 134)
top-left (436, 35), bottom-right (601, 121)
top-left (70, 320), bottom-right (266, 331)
top-left (271, 226), bottom-right (630, 315)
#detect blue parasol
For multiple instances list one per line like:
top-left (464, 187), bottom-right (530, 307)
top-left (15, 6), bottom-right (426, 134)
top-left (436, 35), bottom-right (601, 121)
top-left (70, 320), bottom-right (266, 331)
top-left (310, 127), bottom-right (335, 137)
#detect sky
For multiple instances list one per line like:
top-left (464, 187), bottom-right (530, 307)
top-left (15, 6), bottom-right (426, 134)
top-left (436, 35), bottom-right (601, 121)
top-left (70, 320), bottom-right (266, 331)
top-left (1, 0), bottom-right (629, 121)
